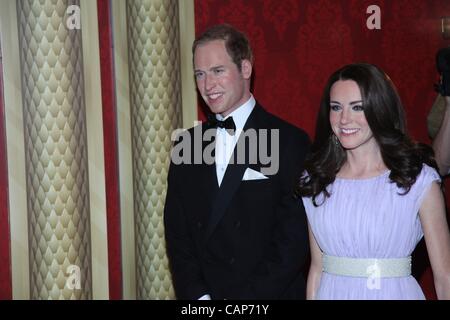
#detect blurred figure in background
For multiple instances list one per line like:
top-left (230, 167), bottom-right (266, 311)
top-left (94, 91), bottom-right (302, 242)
top-left (428, 47), bottom-right (450, 176)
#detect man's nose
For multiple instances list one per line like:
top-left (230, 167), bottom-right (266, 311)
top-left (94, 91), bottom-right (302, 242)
top-left (205, 74), bottom-right (216, 91)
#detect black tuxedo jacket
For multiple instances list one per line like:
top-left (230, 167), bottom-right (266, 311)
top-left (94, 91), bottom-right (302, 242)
top-left (164, 103), bottom-right (310, 299)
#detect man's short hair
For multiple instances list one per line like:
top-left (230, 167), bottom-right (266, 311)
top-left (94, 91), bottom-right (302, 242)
top-left (192, 24), bottom-right (253, 71)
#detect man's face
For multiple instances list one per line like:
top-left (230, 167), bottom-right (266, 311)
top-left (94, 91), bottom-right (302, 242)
top-left (194, 40), bottom-right (252, 117)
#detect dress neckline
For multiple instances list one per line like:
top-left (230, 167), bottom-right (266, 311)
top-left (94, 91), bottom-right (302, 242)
top-left (335, 170), bottom-right (390, 181)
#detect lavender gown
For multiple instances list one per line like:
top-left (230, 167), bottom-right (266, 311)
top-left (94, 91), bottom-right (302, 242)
top-left (302, 164), bottom-right (440, 299)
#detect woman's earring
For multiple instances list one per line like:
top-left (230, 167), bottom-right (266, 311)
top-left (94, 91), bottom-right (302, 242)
top-left (333, 134), bottom-right (340, 146)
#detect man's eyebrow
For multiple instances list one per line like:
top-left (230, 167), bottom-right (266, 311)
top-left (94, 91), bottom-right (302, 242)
top-left (194, 65), bottom-right (226, 72)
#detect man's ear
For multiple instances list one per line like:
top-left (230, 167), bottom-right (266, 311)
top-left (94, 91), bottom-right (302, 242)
top-left (241, 59), bottom-right (252, 80)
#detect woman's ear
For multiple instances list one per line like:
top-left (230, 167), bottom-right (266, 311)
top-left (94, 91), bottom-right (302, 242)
top-left (241, 59), bottom-right (252, 80)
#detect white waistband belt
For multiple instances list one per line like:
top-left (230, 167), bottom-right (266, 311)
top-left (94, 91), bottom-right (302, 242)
top-left (322, 254), bottom-right (412, 278)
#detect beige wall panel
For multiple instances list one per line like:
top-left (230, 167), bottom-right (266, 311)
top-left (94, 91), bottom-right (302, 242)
top-left (127, 0), bottom-right (184, 299)
top-left (17, 0), bottom-right (92, 299)
top-left (114, 0), bottom-right (196, 300)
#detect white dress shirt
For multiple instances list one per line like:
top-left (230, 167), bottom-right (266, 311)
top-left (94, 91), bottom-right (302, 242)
top-left (197, 96), bottom-right (256, 300)
top-left (215, 96), bottom-right (256, 186)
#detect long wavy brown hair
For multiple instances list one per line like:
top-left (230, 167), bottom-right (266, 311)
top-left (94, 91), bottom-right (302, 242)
top-left (296, 63), bottom-right (438, 206)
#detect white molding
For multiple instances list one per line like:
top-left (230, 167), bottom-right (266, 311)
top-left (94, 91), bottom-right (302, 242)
top-left (80, 0), bottom-right (109, 299)
top-left (0, 0), bottom-right (30, 300)
top-left (179, 0), bottom-right (198, 129)
top-left (112, 0), bottom-right (136, 300)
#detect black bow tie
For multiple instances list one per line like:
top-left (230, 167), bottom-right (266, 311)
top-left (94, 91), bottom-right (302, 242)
top-left (208, 115), bottom-right (236, 134)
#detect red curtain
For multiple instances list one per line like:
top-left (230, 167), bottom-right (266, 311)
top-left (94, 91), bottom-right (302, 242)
top-left (195, 0), bottom-right (450, 300)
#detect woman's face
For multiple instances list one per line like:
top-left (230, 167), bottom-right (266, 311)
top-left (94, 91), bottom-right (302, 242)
top-left (329, 80), bottom-right (377, 151)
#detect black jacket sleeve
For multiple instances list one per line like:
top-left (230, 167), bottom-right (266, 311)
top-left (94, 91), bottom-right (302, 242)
top-left (164, 161), bottom-right (209, 299)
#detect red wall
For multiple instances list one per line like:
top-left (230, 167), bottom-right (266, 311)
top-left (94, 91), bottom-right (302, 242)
top-left (195, 0), bottom-right (450, 300)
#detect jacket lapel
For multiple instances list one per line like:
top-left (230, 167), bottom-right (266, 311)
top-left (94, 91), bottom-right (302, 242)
top-left (199, 122), bottom-right (219, 203)
top-left (203, 105), bottom-right (262, 244)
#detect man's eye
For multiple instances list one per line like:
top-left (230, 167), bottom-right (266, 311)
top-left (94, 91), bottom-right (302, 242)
top-left (195, 72), bottom-right (204, 79)
top-left (214, 69), bottom-right (224, 74)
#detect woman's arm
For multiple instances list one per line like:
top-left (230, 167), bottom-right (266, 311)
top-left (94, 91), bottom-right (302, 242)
top-left (433, 96), bottom-right (450, 176)
top-left (306, 223), bottom-right (323, 300)
top-left (419, 182), bottom-right (450, 299)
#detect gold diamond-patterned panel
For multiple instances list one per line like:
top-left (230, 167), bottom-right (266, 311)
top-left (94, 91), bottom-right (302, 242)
top-left (17, 0), bottom-right (92, 299)
top-left (127, 0), bottom-right (182, 299)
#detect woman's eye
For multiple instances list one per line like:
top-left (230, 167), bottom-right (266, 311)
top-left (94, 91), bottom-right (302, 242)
top-left (330, 105), bottom-right (341, 111)
top-left (353, 105), bottom-right (364, 111)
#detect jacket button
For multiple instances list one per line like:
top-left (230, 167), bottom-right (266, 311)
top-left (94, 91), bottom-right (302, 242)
top-left (235, 220), bottom-right (241, 228)
top-left (229, 257), bottom-right (235, 265)
top-left (197, 221), bottom-right (202, 229)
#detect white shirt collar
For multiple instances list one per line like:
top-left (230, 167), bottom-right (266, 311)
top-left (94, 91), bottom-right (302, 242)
top-left (216, 95), bottom-right (256, 130)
